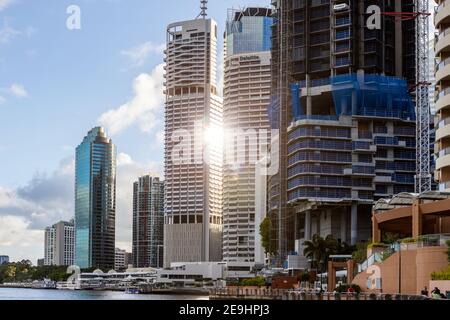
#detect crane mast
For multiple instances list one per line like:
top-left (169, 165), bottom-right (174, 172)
top-left (414, 0), bottom-right (432, 193)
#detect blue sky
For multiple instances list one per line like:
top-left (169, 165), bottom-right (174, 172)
top-left (0, 0), bottom-right (270, 263)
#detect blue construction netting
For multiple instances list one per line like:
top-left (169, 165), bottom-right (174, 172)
top-left (268, 95), bottom-right (280, 130)
top-left (273, 73), bottom-right (415, 127)
top-left (291, 82), bottom-right (303, 119)
top-left (331, 73), bottom-right (416, 120)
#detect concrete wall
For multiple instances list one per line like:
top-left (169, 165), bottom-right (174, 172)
top-left (163, 223), bottom-right (203, 267)
top-left (352, 246), bottom-right (448, 295)
top-left (429, 280), bottom-right (450, 297)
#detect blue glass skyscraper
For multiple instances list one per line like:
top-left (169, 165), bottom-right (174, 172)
top-left (225, 7), bottom-right (272, 56)
top-left (75, 127), bottom-right (116, 270)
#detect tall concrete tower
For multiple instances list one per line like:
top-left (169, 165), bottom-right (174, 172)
top-left (163, 16), bottom-right (223, 267)
top-left (222, 7), bottom-right (273, 263)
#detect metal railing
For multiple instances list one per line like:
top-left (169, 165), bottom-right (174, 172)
top-left (435, 87), bottom-right (450, 102)
top-left (358, 234), bottom-right (450, 273)
top-left (439, 182), bottom-right (450, 191)
top-left (437, 26), bottom-right (450, 41)
top-left (437, 117), bottom-right (450, 130)
top-left (436, 0), bottom-right (450, 13)
top-left (209, 288), bottom-right (430, 301)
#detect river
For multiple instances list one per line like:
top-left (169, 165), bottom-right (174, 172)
top-left (0, 288), bottom-right (209, 300)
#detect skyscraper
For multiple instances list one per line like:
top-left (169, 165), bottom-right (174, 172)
top-left (44, 220), bottom-right (75, 266)
top-left (164, 15), bottom-right (223, 266)
top-left (75, 127), bottom-right (116, 270)
top-left (222, 7), bottom-right (273, 263)
top-left (114, 248), bottom-right (132, 271)
top-left (0, 255), bottom-right (9, 265)
top-left (132, 175), bottom-right (164, 268)
top-left (435, 1), bottom-right (450, 191)
top-left (269, 0), bottom-right (417, 265)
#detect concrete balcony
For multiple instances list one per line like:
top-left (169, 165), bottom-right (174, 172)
top-left (435, 1), bottom-right (450, 27)
top-left (436, 122), bottom-right (450, 141)
top-left (435, 62), bottom-right (450, 84)
top-left (435, 89), bottom-right (450, 112)
top-left (436, 150), bottom-right (450, 171)
top-left (439, 181), bottom-right (450, 192)
top-left (435, 29), bottom-right (450, 56)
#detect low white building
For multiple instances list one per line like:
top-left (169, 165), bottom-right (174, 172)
top-left (156, 261), bottom-right (256, 284)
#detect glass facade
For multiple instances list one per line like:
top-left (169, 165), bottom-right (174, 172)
top-left (132, 176), bottom-right (164, 268)
top-left (226, 8), bottom-right (273, 56)
top-left (75, 127), bottom-right (116, 269)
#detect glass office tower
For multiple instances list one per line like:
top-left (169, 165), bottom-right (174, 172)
top-left (75, 127), bottom-right (116, 270)
top-left (223, 8), bottom-right (273, 263)
top-left (132, 175), bottom-right (164, 268)
top-left (225, 7), bottom-right (272, 56)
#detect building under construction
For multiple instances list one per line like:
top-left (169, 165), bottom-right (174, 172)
top-left (268, 0), bottom-right (421, 266)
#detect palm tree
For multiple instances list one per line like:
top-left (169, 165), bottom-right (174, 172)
top-left (303, 234), bottom-right (339, 272)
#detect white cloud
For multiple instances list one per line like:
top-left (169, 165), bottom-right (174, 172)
top-left (98, 63), bottom-right (165, 135)
top-left (0, 95), bottom-right (5, 104)
top-left (0, 215), bottom-right (44, 264)
top-left (8, 83), bottom-right (28, 98)
top-left (0, 153), bottom-right (163, 262)
top-left (0, 157), bottom-right (75, 233)
top-left (0, 21), bottom-right (36, 45)
top-left (156, 130), bottom-right (164, 148)
top-left (0, 0), bottom-right (15, 11)
top-left (0, 24), bottom-right (21, 44)
top-left (121, 42), bottom-right (165, 68)
top-left (114, 153), bottom-right (163, 253)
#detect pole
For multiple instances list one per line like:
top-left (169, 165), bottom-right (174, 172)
top-left (398, 245), bottom-right (402, 295)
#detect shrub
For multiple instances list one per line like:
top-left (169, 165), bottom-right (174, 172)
top-left (352, 242), bottom-right (368, 264)
top-left (367, 243), bottom-right (388, 249)
top-left (401, 237), bottom-right (417, 244)
top-left (431, 266), bottom-right (450, 281)
top-left (239, 276), bottom-right (266, 287)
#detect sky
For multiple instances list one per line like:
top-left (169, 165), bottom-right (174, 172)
top-left (0, 0), bottom-right (270, 264)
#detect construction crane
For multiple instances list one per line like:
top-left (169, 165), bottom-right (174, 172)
top-left (383, 0), bottom-right (432, 194)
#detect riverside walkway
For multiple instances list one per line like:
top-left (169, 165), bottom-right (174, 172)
top-left (209, 288), bottom-right (429, 300)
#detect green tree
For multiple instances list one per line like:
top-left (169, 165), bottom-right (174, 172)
top-left (303, 234), bottom-right (339, 272)
top-left (336, 241), bottom-right (356, 255)
top-left (260, 217), bottom-right (275, 255)
top-left (352, 242), bottom-right (368, 264)
top-left (383, 232), bottom-right (401, 244)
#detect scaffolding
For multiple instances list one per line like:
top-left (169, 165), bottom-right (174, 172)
top-left (330, 73), bottom-right (415, 119)
top-left (381, 1), bottom-right (432, 193)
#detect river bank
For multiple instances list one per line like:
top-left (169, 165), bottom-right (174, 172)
top-left (0, 287), bottom-right (208, 300)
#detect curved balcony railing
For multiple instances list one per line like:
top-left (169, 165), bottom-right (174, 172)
top-left (436, 56), bottom-right (450, 72)
top-left (435, 87), bottom-right (450, 102)
top-left (439, 181), bottom-right (450, 191)
top-left (437, 117), bottom-right (450, 129)
top-left (438, 26), bottom-right (450, 41)
top-left (436, 0), bottom-right (450, 13)
top-left (438, 146), bottom-right (450, 157)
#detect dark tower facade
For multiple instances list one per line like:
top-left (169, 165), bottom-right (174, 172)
top-left (269, 0), bottom-right (416, 265)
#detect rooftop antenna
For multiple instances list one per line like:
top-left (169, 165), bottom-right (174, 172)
top-left (198, 0), bottom-right (208, 19)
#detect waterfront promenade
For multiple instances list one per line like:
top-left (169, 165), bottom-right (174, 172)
top-left (209, 288), bottom-right (430, 300)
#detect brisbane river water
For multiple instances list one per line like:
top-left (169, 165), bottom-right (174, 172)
top-left (0, 288), bottom-right (208, 300)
